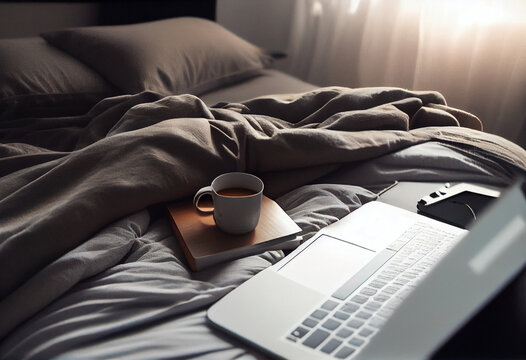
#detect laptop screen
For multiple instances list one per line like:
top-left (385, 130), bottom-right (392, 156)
top-left (357, 179), bottom-right (526, 359)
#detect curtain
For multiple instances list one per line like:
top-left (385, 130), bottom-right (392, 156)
top-left (279, 0), bottom-right (526, 147)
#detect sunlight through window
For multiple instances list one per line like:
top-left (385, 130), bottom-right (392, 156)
top-left (348, 0), bottom-right (361, 14)
top-left (312, 0), bottom-right (323, 16)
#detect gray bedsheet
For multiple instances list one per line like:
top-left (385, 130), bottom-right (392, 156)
top-left (1, 184), bottom-right (377, 360)
top-left (199, 69), bottom-right (318, 106)
top-left (1, 151), bottom-right (520, 360)
top-left (1, 86), bottom-right (525, 359)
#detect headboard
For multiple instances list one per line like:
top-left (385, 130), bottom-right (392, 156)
top-left (0, 0), bottom-right (216, 38)
top-left (99, 1), bottom-right (216, 25)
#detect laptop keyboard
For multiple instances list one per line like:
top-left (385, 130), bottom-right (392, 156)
top-left (285, 222), bottom-right (460, 358)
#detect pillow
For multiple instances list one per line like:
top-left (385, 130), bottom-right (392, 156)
top-left (41, 17), bottom-right (274, 96)
top-left (0, 37), bottom-right (116, 120)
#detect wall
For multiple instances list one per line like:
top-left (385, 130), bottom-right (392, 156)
top-left (217, 0), bottom-right (294, 56)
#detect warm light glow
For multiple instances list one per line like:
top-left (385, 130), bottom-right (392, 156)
top-left (348, 0), bottom-right (361, 14)
top-left (312, 0), bottom-right (323, 16)
top-left (423, 0), bottom-right (526, 28)
top-left (286, 0), bottom-right (526, 146)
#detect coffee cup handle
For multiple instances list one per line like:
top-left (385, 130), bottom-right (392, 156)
top-left (193, 186), bottom-right (214, 213)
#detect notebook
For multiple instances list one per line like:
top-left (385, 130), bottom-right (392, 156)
top-left (207, 180), bottom-right (526, 359)
top-left (167, 195), bottom-right (301, 271)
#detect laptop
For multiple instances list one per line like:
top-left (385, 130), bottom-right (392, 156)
top-left (207, 180), bottom-right (526, 359)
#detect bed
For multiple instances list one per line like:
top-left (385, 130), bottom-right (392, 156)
top-left (1, 2), bottom-right (525, 359)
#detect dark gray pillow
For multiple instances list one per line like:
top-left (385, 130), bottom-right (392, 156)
top-left (42, 17), bottom-right (274, 96)
top-left (0, 37), bottom-right (116, 120)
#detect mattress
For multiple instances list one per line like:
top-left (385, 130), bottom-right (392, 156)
top-left (199, 69), bottom-right (318, 106)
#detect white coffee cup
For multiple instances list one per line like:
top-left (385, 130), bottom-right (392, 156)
top-left (193, 172), bottom-right (264, 235)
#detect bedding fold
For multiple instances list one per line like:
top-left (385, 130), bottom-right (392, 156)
top-left (0, 184), bottom-right (377, 359)
top-left (1, 86), bottom-right (525, 342)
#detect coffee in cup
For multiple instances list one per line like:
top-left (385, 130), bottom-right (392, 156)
top-left (193, 172), bottom-right (264, 234)
top-left (216, 188), bottom-right (257, 197)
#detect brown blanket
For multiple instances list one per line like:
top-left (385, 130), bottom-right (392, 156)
top-left (1, 87), bottom-right (525, 333)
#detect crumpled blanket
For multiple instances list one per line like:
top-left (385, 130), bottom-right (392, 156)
top-left (1, 86), bottom-right (525, 342)
top-left (0, 184), bottom-right (378, 359)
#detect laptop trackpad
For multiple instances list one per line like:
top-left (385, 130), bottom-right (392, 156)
top-left (277, 235), bottom-right (376, 294)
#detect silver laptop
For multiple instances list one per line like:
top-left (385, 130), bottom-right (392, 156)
top-left (208, 181), bottom-right (526, 359)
